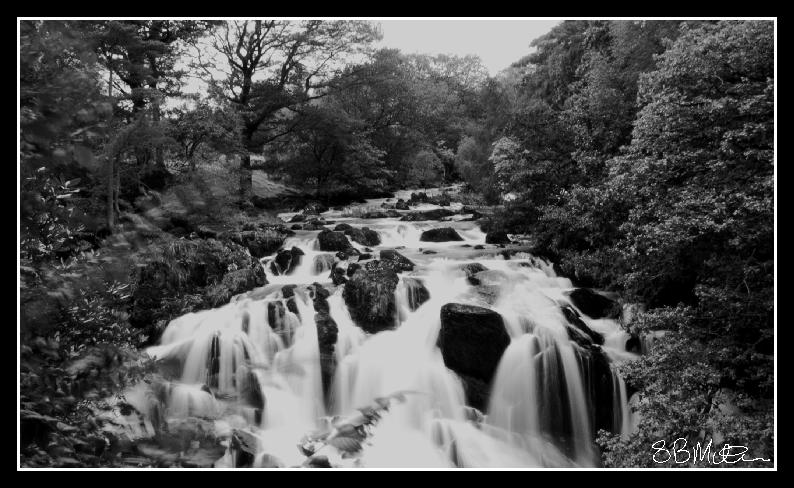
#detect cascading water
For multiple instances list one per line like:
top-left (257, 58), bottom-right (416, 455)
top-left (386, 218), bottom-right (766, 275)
top-left (133, 187), bottom-right (638, 468)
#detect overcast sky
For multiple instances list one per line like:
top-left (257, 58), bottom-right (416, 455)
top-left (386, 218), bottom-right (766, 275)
top-left (376, 19), bottom-right (560, 75)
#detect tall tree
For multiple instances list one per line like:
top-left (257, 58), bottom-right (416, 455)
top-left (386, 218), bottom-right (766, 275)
top-left (208, 20), bottom-right (379, 200)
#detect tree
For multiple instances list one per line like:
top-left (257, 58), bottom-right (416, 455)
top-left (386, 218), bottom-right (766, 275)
top-left (207, 20), bottom-right (380, 200)
top-left (167, 101), bottom-right (241, 170)
top-left (408, 149), bottom-right (443, 190)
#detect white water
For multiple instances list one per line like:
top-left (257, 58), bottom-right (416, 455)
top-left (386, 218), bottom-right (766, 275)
top-left (138, 189), bottom-right (638, 468)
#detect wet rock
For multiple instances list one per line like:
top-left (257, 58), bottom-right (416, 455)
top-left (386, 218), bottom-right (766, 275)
top-left (281, 285), bottom-right (297, 299)
top-left (347, 227), bottom-right (381, 247)
top-left (335, 247), bottom-right (360, 260)
top-left (626, 334), bottom-right (642, 354)
top-left (567, 288), bottom-right (621, 319)
top-left (379, 249), bottom-right (415, 272)
top-left (400, 208), bottom-right (456, 221)
top-left (460, 263), bottom-right (488, 285)
top-left (230, 429), bottom-right (258, 468)
top-left (331, 266), bottom-right (348, 285)
top-left (457, 372), bottom-right (490, 412)
top-left (420, 227), bottom-right (463, 242)
top-left (270, 247), bottom-right (304, 275)
top-left (395, 200), bottom-right (409, 210)
top-left (289, 214), bottom-right (306, 223)
top-left (485, 231), bottom-right (510, 244)
top-left (290, 224), bottom-right (303, 230)
top-left (402, 277), bottom-right (430, 311)
top-left (561, 305), bottom-right (605, 346)
top-left (473, 244), bottom-right (485, 250)
top-left (438, 304), bottom-right (510, 384)
top-left (408, 192), bottom-right (430, 204)
top-left (318, 229), bottom-right (353, 252)
top-left (422, 250), bottom-right (438, 254)
top-left (343, 261), bottom-right (399, 334)
top-left (313, 254), bottom-right (336, 274)
top-left (362, 210), bottom-right (401, 219)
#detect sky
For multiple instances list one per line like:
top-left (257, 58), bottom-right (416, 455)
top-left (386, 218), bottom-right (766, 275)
top-left (376, 19), bottom-right (560, 75)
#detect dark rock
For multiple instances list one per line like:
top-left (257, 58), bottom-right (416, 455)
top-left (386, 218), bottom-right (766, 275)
top-left (357, 253), bottom-right (372, 261)
top-left (195, 225), bottom-right (218, 239)
top-left (281, 285), bottom-right (297, 299)
top-left (289, 214), bottom-right (306, 223)
top-left (334, 223), bottom-right (353, 232)
top-left (347, 227), bottom-right (381, 247)
top-left (568, 288), bottom-right (621, 319)
top-left (485, 231), bottom-right (510, 244)
top-left (626, 334), bottom-right (642, 354)
top-left (457, 373), bottom-right (489, 412)
top-left (395, 201), bottom-right (409, 210)
top-left (422, 250), bottom-right (438, 254)
top-left (420, 227), bottom-right (463, 242)
top-left (437, 303), bottom-right (510, 384)
top-left (402, 277), bottom-right (430, 311)
top-left (362, 210), bottom-right (401, 219)
top-left (335, 247), bottom-right (360, 260)
top-left (343, 261), bottom-right (399, 334)
top-left (270, 247), bottom-right (304, 275)
top-left (331, 266), bottom-right (348, 285)
top-left (561, 305), bottom-right (605, 346)
top-left (291, 224), bottom-right (303, 230)
top-left (346, 262), bottom-right (361, 277)
top-left (400, 209), bottom-right (456, 221)
top-left (379, 249), bottom-right (415, 272)
top-left (318, 229), bottom-right (353, 252)
top-left (473, 245), bottom-right (485, 250)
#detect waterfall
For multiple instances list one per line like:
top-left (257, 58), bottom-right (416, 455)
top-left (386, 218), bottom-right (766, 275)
top-left (134, 189), bottom-right (637, 468)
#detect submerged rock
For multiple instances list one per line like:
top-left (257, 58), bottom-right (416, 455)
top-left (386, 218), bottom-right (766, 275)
top-left (420, 227), bottom-right (464, 242)
top-left (342, 261), bottom-right (399, 334)
top-left (567, 288), bottom-right (621, 319)
top-left (560, 305), bottom-right (605, 346)
top-left (437, 303), bottom-right (510, 384)
top-left (460, 263), bottom-right (488, 285)
top-left (401, 277), bottom-right (430, 311)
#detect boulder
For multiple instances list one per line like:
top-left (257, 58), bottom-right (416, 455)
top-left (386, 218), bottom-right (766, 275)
top-left (567, 288), bottom-right (621, 319)
top-left (437, 304), bottom-right (510, 384)
top-left (334, 223), bottom-right (353, 232)
top-left (289, 214), bottom-right (306, 223)
top-left (420, 227), bottom-right (463, 242)
top-left (270, 247), bottom-right (304, 275)
top-left (342, 261), bottom-right (399, 334)
top-left (317, 230), bottom-right (353, 252)
top-left (395, 200), bottom-right (409, 210)
top-left (301, 202), bottom-right (329, 215)
top-left (379, 249), bottom-right (415, 272)
top-left (485, 231), bottom-right (510, 244)
top-left (331, 266), bottom-right (348, 286)
top-left (347, 227), bottom-right (381, 247)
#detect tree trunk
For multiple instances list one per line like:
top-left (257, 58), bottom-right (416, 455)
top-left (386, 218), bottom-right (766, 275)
top-left (239, 153), bottom-right (253, 202)
top-left (106, 156), bottom-right (116, 230)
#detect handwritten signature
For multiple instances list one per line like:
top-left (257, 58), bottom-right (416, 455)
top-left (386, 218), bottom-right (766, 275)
top-left (652, 438), bottom-right (771, 465)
